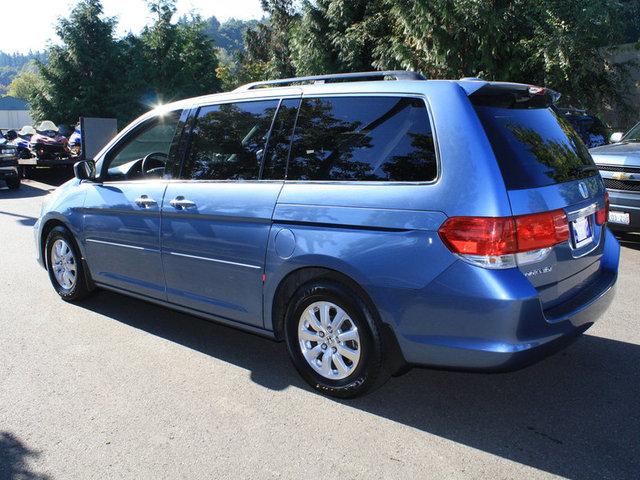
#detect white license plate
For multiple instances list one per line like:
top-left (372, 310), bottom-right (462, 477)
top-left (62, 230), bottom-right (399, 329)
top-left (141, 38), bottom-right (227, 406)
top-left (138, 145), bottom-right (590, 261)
top-left (609, 211), bottom-right (630, 225)
top-left (572, 216), bottom-right (593, 248)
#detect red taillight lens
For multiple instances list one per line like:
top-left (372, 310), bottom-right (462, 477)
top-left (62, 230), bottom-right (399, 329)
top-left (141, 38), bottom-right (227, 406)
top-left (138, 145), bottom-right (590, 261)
top-left (438, 209), bottom-right (569, 256)
top-left (437, 216), bottom-right (517, 256)
top-left (515, 209), bottom-right (569, 251)
top-left (596, 192), bottom-right (609, 225)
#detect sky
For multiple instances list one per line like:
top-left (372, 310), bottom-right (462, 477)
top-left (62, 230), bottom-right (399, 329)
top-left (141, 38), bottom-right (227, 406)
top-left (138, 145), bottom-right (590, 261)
top-left (0, 0), bottom-right (266, 55)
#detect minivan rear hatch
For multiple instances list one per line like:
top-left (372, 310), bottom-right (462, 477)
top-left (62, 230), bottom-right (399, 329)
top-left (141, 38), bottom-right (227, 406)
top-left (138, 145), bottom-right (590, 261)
top-left (470, 83), bottom-right (608, 312)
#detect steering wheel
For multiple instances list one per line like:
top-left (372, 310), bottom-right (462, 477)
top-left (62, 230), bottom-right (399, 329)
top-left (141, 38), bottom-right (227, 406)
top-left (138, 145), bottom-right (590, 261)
top-left (141, 152), bottom-right (168, 177)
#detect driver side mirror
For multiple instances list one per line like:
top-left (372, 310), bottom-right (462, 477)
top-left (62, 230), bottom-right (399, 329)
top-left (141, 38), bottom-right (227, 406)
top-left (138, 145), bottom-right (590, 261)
top-left (73, 160), bottom-right (96, 181)
top-left (610, 132), bottom-right (623, 143)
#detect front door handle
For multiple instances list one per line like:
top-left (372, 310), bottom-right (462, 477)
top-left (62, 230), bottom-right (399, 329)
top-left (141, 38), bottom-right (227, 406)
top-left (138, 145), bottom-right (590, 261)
top-left (134, 195), bottom-right (157, 208)
top-left (169, 196), bottom-right (196, 210)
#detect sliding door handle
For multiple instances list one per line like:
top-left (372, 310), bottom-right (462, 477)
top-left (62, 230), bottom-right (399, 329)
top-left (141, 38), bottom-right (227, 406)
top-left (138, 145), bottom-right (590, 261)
top-left (169, 196), bottom-right (196, 209)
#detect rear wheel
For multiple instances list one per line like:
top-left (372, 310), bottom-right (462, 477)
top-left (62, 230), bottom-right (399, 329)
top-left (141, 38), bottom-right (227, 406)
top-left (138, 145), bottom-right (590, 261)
top-left (284, 280), bottom-right (389, 398)
top-left (45, 226), bottom-right (92, 302)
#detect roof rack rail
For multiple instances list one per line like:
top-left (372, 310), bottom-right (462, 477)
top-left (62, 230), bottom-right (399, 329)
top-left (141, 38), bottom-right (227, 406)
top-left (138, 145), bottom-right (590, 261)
top-left (234, 70), bottom-right (426, 91)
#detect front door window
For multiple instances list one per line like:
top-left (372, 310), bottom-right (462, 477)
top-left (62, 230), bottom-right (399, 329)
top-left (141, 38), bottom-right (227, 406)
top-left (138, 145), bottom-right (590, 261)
top-left (102, 111), bottom-right (182, 182)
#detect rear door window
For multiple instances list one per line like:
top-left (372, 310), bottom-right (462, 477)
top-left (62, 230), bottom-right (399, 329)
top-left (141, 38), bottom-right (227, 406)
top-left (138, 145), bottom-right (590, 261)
top-left (287, 96), bottom-right (437, 181)
top-left (182, 100), bottom-right (279, 180)
top-left (474, 106), bottom-right (597, 190)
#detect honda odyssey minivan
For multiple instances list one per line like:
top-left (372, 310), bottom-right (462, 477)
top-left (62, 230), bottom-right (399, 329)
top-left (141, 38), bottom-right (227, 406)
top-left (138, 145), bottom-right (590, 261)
top-left (35, 71), bottom-right (619, 398)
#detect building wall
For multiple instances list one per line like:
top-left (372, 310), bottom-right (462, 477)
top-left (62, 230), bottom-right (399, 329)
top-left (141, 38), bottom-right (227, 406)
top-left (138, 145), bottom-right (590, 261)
top-left (0, 110), bottom-right (34, 130)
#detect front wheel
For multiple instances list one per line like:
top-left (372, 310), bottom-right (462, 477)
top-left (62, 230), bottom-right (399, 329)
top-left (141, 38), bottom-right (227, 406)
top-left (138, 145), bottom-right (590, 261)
top-left (284, 280), bottom-right (389, 398)
top-left (45, 226), bottom-right (93, 302)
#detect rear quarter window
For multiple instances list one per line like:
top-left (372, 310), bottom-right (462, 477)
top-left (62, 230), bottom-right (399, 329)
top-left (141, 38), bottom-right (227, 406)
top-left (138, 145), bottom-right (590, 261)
top-left (475, 106), bottom-right (596, 190)
top-left (287, 96), bottom-right (437, 182)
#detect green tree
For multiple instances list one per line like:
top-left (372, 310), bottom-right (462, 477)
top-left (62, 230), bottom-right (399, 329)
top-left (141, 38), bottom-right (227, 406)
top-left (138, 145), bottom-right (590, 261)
top-left (385, 0), bottom-right (636, 120)
top-left (138, 0), bottom-right (220, 104)
top-left (291, 0), bottom-right (390, 76)
top-left (240, 0), bottom-right (298, 81)
top-left (29, 0), bottom-right (132, 124)
top-left (7, 71), bottom-right (44, 100)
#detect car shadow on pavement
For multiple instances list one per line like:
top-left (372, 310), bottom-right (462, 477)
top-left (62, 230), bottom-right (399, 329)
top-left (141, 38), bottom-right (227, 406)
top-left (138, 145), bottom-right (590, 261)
top-left (81, 290), bottom-right (639, 480)
top-left (0, 210), bottom-right (38, 227)
top-left (0, 182), bottom-right (55, 200)
top-left (0, 432), bottom-right (50, 480)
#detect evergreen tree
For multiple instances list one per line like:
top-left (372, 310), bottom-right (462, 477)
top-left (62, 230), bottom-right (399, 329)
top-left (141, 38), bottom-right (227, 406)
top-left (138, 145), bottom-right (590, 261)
top-left (386, 0), bottom-right (636, 119)
top-left (30, 0), bottom-right (131, 124)
top-left (291, 0), bottom-right (390, 75)
top-left (240, 0), bottom-right (298, 80)
top-left (139, 0), bottom-right (220, 104)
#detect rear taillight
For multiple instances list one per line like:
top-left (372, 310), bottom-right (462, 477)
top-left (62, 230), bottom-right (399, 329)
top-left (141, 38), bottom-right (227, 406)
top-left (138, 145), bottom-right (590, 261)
top-left (515, 209), bottom-right (569, 251)
top-left (438, 209), bottom-right (569, 269)
top-left (596, 192), bottom-right (609, 225)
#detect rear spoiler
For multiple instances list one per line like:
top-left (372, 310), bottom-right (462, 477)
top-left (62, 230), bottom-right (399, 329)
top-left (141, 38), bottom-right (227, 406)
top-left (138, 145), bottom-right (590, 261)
top-left (458, 79), bottom-right (561, 108)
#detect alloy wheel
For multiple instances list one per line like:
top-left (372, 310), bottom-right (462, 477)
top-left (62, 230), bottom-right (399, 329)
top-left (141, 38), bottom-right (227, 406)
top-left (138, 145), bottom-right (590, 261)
top-left (298, 301), bottom-right (361, 380)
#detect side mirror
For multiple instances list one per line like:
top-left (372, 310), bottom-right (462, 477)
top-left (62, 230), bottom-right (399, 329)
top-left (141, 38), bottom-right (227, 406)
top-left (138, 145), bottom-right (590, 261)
top-left (610, 132), bottom-right (623, 143)
top-left (73, 160), bottom-right (96, 181)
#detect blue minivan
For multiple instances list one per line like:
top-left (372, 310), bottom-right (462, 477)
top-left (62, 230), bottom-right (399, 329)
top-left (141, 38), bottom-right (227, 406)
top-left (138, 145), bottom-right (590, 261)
top-left (35, 72), bottom-right (619, 397)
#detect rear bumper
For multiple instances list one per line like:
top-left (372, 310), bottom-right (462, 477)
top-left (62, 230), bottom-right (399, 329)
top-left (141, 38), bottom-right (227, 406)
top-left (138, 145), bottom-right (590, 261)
top-left (384, 229), bottom-right (620, 371)
top-left (607, 190), bottom-right (640, 232)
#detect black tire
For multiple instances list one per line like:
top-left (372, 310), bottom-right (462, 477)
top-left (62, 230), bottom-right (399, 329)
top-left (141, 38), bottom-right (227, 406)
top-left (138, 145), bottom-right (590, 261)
top-left (45, 226), bottom-right (93, 302)
top-left (6, 177), bottom-right (20, 189)
top-left (284, 279), bottom-right (390, 398)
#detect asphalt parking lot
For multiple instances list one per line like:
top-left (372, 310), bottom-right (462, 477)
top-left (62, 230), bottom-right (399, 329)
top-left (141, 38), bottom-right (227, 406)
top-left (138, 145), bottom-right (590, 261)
top-left (1, 175), bottom-right (639, 480)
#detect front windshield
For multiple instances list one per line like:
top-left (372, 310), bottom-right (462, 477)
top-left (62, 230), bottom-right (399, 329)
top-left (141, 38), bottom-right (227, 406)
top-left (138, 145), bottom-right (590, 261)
top-left (623, 122), bottom-right (640, 142)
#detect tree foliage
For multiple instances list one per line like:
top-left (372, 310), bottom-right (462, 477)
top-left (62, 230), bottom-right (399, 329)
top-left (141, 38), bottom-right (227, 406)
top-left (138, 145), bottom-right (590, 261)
top-left (7, 71), bottom-right (44, 100)
top-left (386, 0), bottom-right (637, 121)
top-left (137, 0), bottom-right (220, 104)
top-left (291, 0), bottom-right (390, 75)
top-left (26, 0), bottom-right (221, 126)
top-left (28, 0), bottom-right (132, 124)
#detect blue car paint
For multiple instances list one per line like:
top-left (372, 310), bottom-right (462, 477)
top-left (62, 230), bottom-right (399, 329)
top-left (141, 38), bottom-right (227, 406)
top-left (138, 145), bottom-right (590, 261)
top-left (82, 181), bottom-right (168, 300)
top-left (161, 181), bottom-right (284, 327)
top-left (35, 79), bottom-right (620, 371)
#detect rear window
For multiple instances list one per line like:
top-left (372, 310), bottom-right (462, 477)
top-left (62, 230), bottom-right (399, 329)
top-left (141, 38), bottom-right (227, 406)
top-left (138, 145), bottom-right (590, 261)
top-left (475, 106), bottom-right (596, 190)
top-left (287, 96), bottom-right (437, 182)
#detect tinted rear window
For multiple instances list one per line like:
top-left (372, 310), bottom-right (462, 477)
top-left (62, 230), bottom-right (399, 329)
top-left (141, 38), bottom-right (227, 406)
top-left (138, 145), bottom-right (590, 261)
top-left (475, 106), bottom-right (596, 190)
top-left (287, 96), bottom-right (437, 181)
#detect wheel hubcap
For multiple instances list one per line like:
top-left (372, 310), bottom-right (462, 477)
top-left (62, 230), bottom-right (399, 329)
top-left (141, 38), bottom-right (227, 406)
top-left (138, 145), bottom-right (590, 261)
top-left (298, 301), bottom-right (361, 380)
top-left (51, 239), bottom-right (77, 290)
